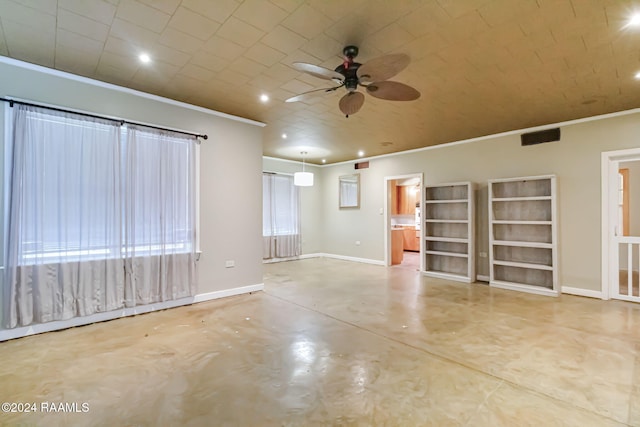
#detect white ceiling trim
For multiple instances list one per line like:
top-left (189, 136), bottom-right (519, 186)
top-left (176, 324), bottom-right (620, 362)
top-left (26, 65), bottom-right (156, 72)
top-left (322, 107), bottom-right (640, 168)
top-left (263, 155), bottom-right (322, 168)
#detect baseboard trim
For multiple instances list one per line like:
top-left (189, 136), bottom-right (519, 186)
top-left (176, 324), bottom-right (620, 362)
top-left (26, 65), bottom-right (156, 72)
top-left (0, 283), bottom-right (264, 342)
top-left (299, 253), bottom-right (323, 259)
top-left (476, 275), bottom-right (490, 282)
top-left (263, 256), bottom-right (300, 263)
top-left (321, 253), bottom-right (385, 266)
top-left (561, 286), bottom-right (604, 299)
top-left (193, 284), bottom-right (264, 302)
top-left (263, 252), bottom-right (384, 266)
top-left (264, 253), bottom-right (383, 266)
top-left (262, 253), bottom-right (324, 263)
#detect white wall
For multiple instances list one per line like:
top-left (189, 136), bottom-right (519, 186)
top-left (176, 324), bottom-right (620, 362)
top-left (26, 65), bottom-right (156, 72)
top-left (262, 157), bottom-right (323, 255)
top-left (0, 58), bottom-right (265, 330)
top-left (317, 112), bottom-right (640, 292)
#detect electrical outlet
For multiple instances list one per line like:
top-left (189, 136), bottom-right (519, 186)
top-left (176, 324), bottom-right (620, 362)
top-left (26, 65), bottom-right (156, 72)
top-left (355, 241), bottom-right (361, 246)
top-left (479, 252), bottom-right (487, 258)
top-left (225, 260), bottom-right (235, 268)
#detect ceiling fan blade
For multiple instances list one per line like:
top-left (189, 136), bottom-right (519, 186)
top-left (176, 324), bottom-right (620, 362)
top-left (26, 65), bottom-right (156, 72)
top-left (357, 53), bottom-right (410, 82)
top-left (339, 92), bottom-right (365, 116)
top-left (366, 81), bottom-right (420, 101)
top-left (292, 62), bottom-right (344, 81)
top-left (285, 85), bottom-right (343, 103)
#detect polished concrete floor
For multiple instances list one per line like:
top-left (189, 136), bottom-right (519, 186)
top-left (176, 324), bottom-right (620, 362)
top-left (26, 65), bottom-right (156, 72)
top-left (396, 250), bottom-right (420, 271)
top-left (1, 257), bottom-right (639, 426)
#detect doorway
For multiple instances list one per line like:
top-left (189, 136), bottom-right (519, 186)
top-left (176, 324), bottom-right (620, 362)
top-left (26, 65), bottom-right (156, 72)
top-left (384, 173), bottom-right (423, 271)
top-left (602, 148), bottom-right (640, 302)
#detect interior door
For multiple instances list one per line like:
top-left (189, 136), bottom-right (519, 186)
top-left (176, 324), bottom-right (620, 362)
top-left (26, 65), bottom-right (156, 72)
top-left (614, 161), bottom-right (640, 302)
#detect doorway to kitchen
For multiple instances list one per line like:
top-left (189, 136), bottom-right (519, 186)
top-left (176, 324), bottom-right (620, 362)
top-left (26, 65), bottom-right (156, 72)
top-left (384, 173), bottom-right (423, 271)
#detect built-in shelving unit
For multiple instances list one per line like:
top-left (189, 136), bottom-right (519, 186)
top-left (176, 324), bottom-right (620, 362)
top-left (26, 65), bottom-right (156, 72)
top-left (423, 182), bottom-right (475, 283)
top-left (488, 175), bottom-right (558, 296)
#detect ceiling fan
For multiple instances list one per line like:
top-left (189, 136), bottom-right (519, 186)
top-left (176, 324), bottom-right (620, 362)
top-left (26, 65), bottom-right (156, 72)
top-left (285, 45), bottom-right (420, 117)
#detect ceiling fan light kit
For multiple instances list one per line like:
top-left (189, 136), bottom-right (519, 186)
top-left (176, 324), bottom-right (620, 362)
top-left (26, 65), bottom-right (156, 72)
top-left (286, 46), bottom-right (421, 117)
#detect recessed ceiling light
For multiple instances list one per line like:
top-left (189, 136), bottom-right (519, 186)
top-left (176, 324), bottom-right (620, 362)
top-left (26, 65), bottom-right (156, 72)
top-left (358, 150), bottom-right (364, 157)
top-left (628, 13), bottom-right (640, 27)
top-left (635, 71), bottom-right (640, 80)
top-left (260, 94), bottom-right (269, 103)
top-left (281, 133), bottom-right (287, 139)
top-left (139, 53), bottom-right (151, 64)
top-left (322, 159), bottom-right (326, 164)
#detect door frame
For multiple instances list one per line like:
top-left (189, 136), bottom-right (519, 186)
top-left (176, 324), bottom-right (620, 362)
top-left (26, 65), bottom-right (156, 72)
top-left (601, 147), bottom-right (640, 300)
top-left (383, 173), bottom-right (424, 269)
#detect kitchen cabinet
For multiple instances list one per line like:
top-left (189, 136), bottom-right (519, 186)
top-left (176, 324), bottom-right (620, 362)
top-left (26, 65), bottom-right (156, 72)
top-left (397, 185), bottom-right (418, 215)
top-left (402, 227), bottom-right (420, 251)
top-left (391, 184), bottom-right (398, 215)
top-left (391, 229), bottom-right (404, 265)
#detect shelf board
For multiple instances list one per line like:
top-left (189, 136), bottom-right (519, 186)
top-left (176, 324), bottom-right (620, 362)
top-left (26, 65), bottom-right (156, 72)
top-left (423, 270), bottom-right (472, 283)
top-left (425, 183), bottom-right (469, 189)
top-left (492, 196), bottom-right (551, 202)
top-left (424, 199), bottom-right (468, 204)
top-left (491, 220), bottom-right (552, 225)
top-left (490, 280), bottom-right (558, 297)
top-left (425, 250), bottom-right (469, 258)
top-left (425, 236), bottom-right (469, 243)
top-left (425, 219), bottom-right (469, 223)
top-left (491, 240), bottom-right (552, 249)
top-left (493, 259), bottom-right (553, 271)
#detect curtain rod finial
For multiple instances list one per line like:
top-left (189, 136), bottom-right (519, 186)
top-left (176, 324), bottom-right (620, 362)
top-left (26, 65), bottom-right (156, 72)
top-left (201, 134), bottom-right (208, 140)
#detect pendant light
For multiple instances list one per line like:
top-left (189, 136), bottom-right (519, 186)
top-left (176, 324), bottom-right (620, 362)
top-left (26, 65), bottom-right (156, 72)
top-left (294, 151), bottom-right (314, 186)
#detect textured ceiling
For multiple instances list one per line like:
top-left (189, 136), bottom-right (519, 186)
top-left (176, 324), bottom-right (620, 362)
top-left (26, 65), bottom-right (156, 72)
top-left (1, 0), bottom-right (640, 163)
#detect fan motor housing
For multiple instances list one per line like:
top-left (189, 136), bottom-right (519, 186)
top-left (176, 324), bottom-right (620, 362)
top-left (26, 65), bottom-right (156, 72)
top-left (343, 45), bottom-right (359, 58)
top-left (335, 62), bottom-right (361, 92)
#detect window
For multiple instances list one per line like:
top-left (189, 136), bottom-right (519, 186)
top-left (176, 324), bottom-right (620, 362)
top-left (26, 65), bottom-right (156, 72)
top-left (5, 104), bottom-right (199, 327)
top-left (262, 173), bottom-right (300, 259)
top-left (6, 105), bottom-right (196, 266)
top-left (123, 126), bottom-right (195, 258)
top-left (263, 173), bottom-right (299, 236)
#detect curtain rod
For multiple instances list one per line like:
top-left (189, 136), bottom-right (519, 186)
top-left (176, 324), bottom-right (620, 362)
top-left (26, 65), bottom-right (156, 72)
top-left (0, 97), bottom-right (208, 140)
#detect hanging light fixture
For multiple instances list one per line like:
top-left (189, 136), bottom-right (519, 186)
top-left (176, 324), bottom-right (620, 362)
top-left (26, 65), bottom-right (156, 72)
top-left (294, 151), bottom-right (314, 186)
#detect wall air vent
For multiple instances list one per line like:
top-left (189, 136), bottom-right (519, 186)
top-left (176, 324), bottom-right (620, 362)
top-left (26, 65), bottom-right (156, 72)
top-left (355, 161), bottom-right (369, 169)
top-left (521, 128), bottom-right (561, 146)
